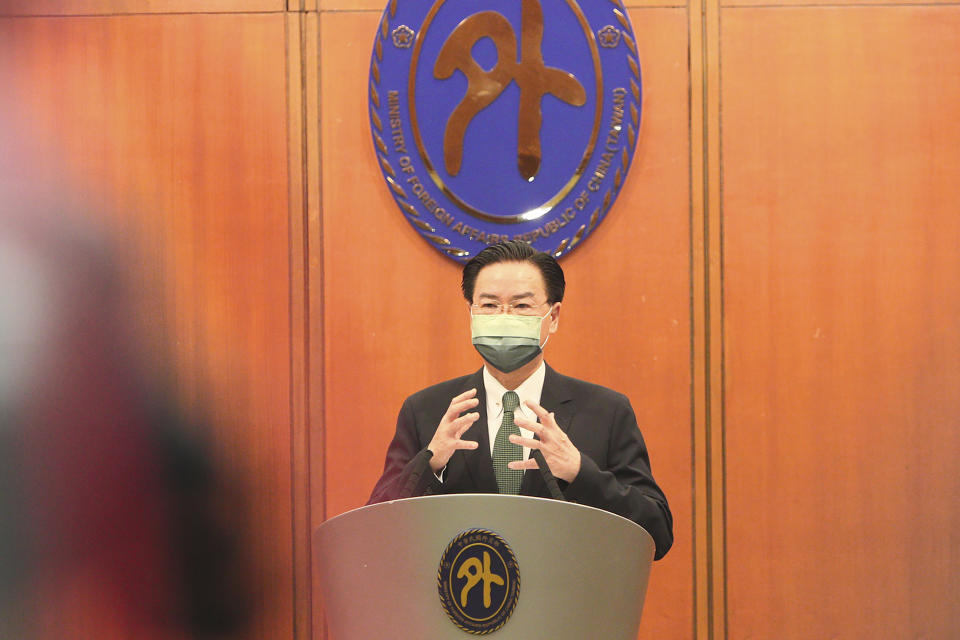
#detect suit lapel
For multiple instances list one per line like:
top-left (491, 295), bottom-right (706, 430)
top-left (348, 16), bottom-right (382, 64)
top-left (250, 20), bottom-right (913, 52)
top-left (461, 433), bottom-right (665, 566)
top-left (459, 369), bottom-right (499, 493)
top-left (520, 363), bottom-right (574, 495)
top-left (538, 364), bottom-right (574, 434)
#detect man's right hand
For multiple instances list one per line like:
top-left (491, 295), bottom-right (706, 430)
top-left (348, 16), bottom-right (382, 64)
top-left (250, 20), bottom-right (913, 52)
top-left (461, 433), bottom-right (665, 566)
top-left (427, 388), bottom-right (480, 473)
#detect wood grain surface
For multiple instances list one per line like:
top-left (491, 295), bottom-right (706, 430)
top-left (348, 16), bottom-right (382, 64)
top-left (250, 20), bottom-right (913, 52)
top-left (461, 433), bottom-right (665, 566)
top-left (722, 7), bottom-right (960, 638)
top-left (3, 1), bottom-right (958, 638)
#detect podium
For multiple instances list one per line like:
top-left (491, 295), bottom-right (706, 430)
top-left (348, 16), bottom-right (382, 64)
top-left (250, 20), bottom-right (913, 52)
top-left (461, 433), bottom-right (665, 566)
top-left (315, 494), bottom-right (655, 639)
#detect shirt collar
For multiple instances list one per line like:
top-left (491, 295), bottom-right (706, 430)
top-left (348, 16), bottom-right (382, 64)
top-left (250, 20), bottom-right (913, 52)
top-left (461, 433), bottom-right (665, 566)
top-left (483, 361), bottom-right (546, 421)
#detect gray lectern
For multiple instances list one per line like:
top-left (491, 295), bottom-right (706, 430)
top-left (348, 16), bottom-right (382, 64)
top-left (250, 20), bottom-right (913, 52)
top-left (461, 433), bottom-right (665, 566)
top-left (315, 494), bottom-right (655, 639)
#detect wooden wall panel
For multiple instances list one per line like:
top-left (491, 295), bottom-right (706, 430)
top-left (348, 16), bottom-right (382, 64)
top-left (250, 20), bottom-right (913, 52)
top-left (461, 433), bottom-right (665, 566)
top-left (319, 0), bottom-right (382, 9)
top-left (1, 14), bottom-right (295, 640)
top-left (0, 0), bottom-right (285, 15)
top-left (721, 7), bottom-right (960, 638)
top-left (319, 6), bottom-right (693, 638)
top-left (722, 0), bottom-right (956, 6)
top-left (14, 2), bottom-right (959, 639)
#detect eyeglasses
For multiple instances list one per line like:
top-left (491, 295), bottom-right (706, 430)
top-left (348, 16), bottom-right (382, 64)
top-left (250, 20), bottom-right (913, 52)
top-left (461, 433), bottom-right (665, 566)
top-left (470, 301), bottom-right (550, 316)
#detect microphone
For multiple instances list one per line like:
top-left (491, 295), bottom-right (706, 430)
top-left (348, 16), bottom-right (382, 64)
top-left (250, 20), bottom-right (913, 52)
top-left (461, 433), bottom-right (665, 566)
top-left (531, 449), bottom-right (565, 501)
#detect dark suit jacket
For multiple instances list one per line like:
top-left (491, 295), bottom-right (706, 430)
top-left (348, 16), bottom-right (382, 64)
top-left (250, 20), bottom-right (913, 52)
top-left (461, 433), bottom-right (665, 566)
top-left (368, 364), bottom-right (673, 559)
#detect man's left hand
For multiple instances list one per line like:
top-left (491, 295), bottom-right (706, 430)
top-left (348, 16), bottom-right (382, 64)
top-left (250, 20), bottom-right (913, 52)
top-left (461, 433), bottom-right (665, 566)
top-left (508, 400), bottom-right (581, 483)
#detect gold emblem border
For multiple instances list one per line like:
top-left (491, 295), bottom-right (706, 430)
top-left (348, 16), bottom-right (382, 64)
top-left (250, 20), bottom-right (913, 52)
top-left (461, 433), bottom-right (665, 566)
top-left (370, 0), bottom-right (643, 259)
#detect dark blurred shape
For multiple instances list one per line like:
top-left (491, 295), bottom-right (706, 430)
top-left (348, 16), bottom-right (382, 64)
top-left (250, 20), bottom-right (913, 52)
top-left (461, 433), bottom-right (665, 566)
top-left (0, 195), bottom-right (251, 639)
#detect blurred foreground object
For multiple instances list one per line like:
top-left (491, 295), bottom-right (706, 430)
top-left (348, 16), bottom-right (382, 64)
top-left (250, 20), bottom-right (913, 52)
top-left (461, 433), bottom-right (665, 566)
top-left (0, 201), bottom-right (252, 639)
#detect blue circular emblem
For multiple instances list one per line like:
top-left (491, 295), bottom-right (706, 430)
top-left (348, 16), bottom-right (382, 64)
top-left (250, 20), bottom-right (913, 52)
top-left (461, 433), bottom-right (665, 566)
top-left (369, 0), bottom-right (643, 261)
top-left (437, 528), bottom-right (520, 634)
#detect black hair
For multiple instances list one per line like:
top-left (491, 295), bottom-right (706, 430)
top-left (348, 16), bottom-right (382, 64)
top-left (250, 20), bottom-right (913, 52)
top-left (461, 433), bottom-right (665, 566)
top-left (461, 241), bottom-right (565, 304)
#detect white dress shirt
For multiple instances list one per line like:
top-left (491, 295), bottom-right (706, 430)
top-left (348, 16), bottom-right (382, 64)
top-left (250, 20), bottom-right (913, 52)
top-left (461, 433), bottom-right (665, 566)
top-left (435, 362), bottom-right (546, 482)
top-left (482, 361), bottom-right (545, 461)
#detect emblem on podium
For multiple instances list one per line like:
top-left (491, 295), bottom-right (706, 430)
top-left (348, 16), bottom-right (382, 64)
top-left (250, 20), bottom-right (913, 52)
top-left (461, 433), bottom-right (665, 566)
top-left (369, 0), bottom-right (644, 261)
top-left (437, 528), bottom-right (521, 634)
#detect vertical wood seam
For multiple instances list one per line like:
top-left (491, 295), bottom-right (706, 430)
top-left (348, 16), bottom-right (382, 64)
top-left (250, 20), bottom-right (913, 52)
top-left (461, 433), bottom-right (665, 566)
top-left (286, 7), bottom-right (313, 640)
top-left (688, 0), bottom-right (709, 635)
top-left (308, 10), bottom-right (324, 538)
top-left (306, 8), bottom-right (325, 639)
top-left (706, 0), bottom-right (727, 638)
top-left (691, 0), bottom-right (725, 636)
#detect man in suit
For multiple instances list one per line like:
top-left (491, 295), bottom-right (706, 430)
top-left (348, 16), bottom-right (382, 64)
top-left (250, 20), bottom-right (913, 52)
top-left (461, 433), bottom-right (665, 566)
top-left (368, 241), bottom-right (673, 559)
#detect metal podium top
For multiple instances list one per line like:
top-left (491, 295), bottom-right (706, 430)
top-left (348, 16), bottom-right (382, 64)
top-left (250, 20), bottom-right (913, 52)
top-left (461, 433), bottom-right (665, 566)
top-left (315, 494), bottom-right (654, 640)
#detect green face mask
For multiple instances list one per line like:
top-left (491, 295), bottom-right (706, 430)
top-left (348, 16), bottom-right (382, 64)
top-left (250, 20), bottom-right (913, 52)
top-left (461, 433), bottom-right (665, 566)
top-left (470, 310), bottom-right (550, 373)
